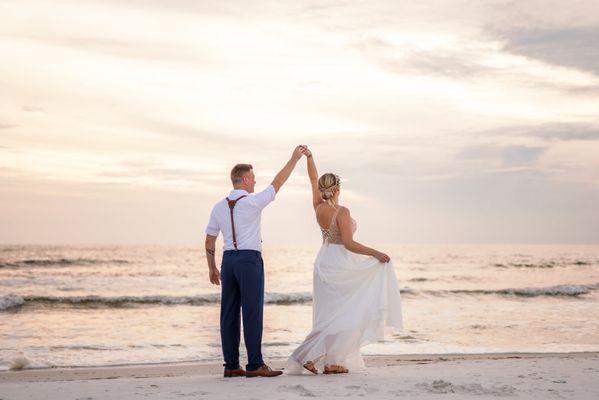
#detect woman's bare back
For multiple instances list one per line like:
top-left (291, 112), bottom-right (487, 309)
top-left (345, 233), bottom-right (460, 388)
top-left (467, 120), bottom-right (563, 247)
top-left (315, 204), bottom-right (342, 231)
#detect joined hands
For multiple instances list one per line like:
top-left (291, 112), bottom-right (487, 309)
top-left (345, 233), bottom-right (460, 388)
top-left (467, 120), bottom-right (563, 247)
top-left (292, 145), bottom-right (312, 161)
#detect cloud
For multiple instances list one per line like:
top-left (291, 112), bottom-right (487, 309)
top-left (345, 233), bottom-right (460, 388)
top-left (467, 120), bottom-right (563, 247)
top-left (351, 37), bottom-right (494, 79)
top-left (96, 0), bottom-right (242, 17)
top-left (562, 84), bottom-right (599, 96)
top-left (498, 27), bottom-right (599, 75)
top-left (5, 33), bottom-right (211, 64)
top-left (457, 145), bottom-right (547, 167)
top-left (527, 123), bottom-right (599, 141)
top-left (353, 32), bottom-right (599, 101)
top-left (485, 123), bottom-right (599, 141)
top-left (96, 160), bottom-right (220, 184)
top-left (130, 116), bottom-right (230, 143)
top-left (500, 146), bottom-right (547, 166)
top-left (21, 105), bottom-right (44, 112)
top-left (381, 50), bottom-right (489, 79)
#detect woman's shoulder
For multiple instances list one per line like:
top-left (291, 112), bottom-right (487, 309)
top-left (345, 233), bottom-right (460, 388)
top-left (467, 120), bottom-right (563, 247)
top-left (316, 203), bottom-right (349, 213)
top-left (336, 205), bottom-right (350, 214)
top-left (333, 205), bottom-right (352, 222)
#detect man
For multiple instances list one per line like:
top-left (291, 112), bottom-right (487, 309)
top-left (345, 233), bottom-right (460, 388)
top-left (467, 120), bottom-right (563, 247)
top-left (204, 145), bottom-right (307, 378)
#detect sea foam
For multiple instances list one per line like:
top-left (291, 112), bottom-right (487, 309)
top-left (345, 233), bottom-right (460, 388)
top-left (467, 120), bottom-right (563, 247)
top-left (0, 292), bottom-right (313, 311)
top-left (0, 294), bottom-right (25, 311)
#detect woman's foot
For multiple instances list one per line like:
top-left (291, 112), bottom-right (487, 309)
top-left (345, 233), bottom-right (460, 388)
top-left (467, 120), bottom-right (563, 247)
top-left (323, 364), bottom-right (348, 374)
top-left (303, 360), bottom-right (318, 374)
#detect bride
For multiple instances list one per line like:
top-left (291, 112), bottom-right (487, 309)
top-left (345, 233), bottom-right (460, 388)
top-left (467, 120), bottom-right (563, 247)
top-left (286, 147), bottom-right (404, 375)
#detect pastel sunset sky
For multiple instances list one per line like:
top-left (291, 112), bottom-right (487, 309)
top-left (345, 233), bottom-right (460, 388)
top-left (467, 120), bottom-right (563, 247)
top-left (1, 0), bottom-right (598, 246)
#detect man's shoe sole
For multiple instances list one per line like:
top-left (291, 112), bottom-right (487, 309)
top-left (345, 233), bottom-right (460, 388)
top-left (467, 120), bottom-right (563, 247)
top-left (223, 370), bottom-right (246, 377)
top-left (245, 372), bottom-right (283, 378)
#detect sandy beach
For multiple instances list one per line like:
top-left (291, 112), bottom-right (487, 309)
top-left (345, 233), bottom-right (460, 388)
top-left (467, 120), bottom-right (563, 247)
top-left (2, 352), bottom-right (598, 399)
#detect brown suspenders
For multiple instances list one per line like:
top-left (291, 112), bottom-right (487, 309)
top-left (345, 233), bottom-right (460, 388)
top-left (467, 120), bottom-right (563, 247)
top-left (226, 195), bottom-right (247, 250)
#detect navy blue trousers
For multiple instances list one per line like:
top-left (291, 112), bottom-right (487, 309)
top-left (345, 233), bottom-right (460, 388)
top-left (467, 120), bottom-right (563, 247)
top-left (220, 250), bottom-right (264, 371)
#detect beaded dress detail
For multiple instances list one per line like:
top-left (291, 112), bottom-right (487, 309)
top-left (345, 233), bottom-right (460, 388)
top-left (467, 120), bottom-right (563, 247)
top-left (320, 205), bottom-right (357, 244)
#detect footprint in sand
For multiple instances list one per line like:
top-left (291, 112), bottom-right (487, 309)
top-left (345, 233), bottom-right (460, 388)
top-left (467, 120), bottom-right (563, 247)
top-left (277, 384), bottom-right (316, 397)
top-left (416, 379), bottom-right (516, 396)
top-left (344, 385), bottom-right (379, 396)
top-left (173, 391), bottom-right (210, 396)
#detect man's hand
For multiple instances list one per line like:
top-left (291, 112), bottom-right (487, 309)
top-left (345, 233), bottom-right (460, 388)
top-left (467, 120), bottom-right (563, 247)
top-left (205, 235), bottom-right (219, 285)
top-left (292, 145), bottom-right (307, 161)
top-left (209, 267), bottom-right (220, 285)
top-left (272, 145), bottom-right (307, 192)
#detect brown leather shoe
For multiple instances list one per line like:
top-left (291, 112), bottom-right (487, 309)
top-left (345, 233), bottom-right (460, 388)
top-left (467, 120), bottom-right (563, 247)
top-left (223, 367), bottom-right (246, 377)
top-left (245, 364), bottom-right (283, 378)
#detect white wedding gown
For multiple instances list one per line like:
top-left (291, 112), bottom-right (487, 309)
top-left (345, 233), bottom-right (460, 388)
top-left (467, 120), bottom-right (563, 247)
top-left (286, 205), bottom-right (404, 374)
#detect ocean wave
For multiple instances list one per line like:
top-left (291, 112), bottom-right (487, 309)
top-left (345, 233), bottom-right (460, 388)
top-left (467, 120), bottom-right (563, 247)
top-left (0, 294), bottom-right (25, 310)
top-left (0, 258), bottom-right (130, 269)
top-left (424, 283), bottom-right (599, 297)
top-left (492, 260), bottom-right (593, 268)
top-left (0, 292), bottom-right (312, 311)
top-left (407, 277), bottom-right (433, 282)
top-left (492, 262), bottom-right (555, 268)
top-left (2, 284), bottom-right (597, 311)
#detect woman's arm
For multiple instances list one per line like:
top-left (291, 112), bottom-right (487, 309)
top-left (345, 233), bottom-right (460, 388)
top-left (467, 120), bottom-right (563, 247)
top-left (337, 207), bottom-right (391, 263)
top-left (305, 149), bottom-right (325, 210)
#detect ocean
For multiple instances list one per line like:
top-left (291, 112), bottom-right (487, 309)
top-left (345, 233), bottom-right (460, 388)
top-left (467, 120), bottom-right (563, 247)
top-left (1, 244), bottom-right (598, 371)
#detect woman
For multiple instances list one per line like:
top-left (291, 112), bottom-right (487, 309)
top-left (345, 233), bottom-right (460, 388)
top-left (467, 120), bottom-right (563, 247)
top-left (286, 147), bottom-right (404, 375)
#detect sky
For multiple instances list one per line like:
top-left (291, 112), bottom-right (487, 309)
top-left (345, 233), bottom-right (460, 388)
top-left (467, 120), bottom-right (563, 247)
top-left (1, 0), bottom-right (598, 246)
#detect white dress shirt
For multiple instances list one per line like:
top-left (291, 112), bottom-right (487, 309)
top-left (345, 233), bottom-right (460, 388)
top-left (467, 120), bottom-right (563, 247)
top-left (205, 184), bottom-right (276, 252)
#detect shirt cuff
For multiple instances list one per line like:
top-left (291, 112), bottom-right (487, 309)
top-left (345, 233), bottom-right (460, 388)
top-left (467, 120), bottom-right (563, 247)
top-left (205, 228), bottom-right (219, 237)
top-left (268, 184), bottom-right (276, 200)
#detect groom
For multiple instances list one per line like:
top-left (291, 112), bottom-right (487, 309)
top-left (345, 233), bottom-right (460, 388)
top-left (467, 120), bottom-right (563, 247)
top-left (204, 145), bottom-right (307, 378)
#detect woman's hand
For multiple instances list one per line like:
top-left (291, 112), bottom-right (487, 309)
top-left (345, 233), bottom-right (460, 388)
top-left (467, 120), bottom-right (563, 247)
top-left (373, 250), bottom-right (391, 263)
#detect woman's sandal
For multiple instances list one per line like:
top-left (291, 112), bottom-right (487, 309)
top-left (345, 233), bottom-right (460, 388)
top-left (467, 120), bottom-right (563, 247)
top-left (323, 364), bottom-right (348, 374)
top-left (303, 361), bottom-right (318, 375)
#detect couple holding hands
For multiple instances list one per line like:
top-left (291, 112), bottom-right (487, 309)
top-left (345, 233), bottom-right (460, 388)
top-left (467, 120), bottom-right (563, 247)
top-left (204, 145), bottom-right (403, 378)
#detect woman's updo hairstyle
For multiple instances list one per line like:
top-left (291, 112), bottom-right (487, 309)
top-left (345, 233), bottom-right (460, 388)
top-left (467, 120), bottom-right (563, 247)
top-left (318, 173), bottom-right (341, 205)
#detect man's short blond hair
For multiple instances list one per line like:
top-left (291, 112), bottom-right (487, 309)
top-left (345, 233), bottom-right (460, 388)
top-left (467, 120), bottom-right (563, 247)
top-left (230, 163), bottom-right (253, 184)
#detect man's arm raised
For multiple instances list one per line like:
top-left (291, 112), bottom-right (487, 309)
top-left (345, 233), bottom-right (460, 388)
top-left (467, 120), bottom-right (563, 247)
top-left (270, 145), bottom-right (306, 193)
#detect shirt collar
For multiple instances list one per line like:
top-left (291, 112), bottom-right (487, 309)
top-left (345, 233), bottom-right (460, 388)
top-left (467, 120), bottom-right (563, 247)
top-left (229, 188), bottom-right (249, 199)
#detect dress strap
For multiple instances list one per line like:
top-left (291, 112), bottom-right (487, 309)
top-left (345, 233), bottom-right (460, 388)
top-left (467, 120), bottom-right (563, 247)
top-left (329, 205), bottom-right (341, 230)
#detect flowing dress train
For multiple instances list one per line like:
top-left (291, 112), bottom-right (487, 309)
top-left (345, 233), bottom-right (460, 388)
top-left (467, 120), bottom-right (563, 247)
top-left (286, 206), bottom-right (403, 373)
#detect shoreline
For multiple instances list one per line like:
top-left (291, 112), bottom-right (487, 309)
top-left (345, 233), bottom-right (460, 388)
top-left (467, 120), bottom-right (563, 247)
top-left (2, 351), bottom-right (597, 383)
